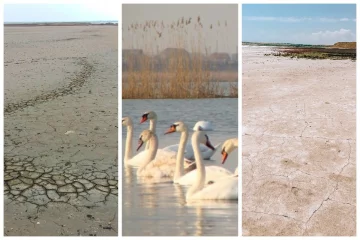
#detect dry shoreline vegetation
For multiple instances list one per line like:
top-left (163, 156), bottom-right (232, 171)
top-left (261, 42), bottom-right (356, 60)
top-left (122, 16), bottom-right (238, 99)
top-left (4, 22), bottom-right (118, 27)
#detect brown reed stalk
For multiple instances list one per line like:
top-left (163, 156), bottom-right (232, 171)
top-left (122, 16), bottom-right (238, 99)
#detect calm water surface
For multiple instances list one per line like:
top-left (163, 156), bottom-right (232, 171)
top-left (122, 99), bottom-right (238, 236)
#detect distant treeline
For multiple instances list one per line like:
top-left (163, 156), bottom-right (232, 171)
top-left (242, 41), bottom-right (329, 48)
top-left (122, 48), bottom-right (238, 72)
top-left (4, 22), bottom-right (118, 27)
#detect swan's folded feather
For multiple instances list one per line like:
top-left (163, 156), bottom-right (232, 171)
top-left (176, 165), bottom-right (232, 185)
top-left (188, 176), bottom-right (238, 200)
top-left (137, 150), bottom-right (193, 178)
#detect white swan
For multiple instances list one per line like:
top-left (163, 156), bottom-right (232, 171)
top-left (164, 122), bottom-right (233, 185)
top-left (122, 116), bottom-right (175, 167)
top-left (136, 129), bottom-right (194, 178)
top-left (186, 131), bottom-right (238, 200)
top-left (141, 110), bottom-right (220, 160)
top-left (221, 138), bottom-right (239, 176)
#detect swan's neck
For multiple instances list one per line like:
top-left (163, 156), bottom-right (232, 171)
top-left (149, 119), bottom-right (156, 133)
top-left (173, 129), bottom-right (188, 182)
top-left (146, 118), bottom-right (157, 149)
top-left (124, 125), bottom-right (133, 163)
top-left (137, 134), bottom-right (158, 174)
top-left (187, 135), bottom-right (206, 198)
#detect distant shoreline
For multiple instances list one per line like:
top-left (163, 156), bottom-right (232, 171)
top-left (242, 41), bottom-right (329, 48)
top-left (242, 41), bottom-right (356, 49)
top-left (4, 22), bottom-right (118, 27)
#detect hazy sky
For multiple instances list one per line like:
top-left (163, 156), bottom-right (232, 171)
top-left (4, 3), bottom-right (118, 22)
top-left (243, 4), bottom-right (356, 45)
top-left (122, 4), bottom-right (238, 54)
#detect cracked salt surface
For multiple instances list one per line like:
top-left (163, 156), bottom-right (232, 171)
top-left (242, 46), bottom-right (356, 236)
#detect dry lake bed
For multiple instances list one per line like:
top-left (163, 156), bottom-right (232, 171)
top-left (242, 46), bottom-right (356, 236)
top-left (4, 25), bottom-right (118, 236)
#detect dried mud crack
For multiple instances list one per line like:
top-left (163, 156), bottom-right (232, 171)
top-left (4, 155), bottom-right (118, 208)
top-left (4, 59), bottom-right (95, 114)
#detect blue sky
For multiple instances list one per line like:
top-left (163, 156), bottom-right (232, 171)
top-left (4, 3), bottom-right (118, 22)
top-left (243, 4), bottom-right (356, 44)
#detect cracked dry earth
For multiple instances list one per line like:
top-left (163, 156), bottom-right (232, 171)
top-left (242, 47), bottom-right (356, 236)
top-left (4, 26), bottom-right (118, 236)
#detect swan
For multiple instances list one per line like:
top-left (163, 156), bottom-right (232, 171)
top-left (186, 131), bottom-right (238, 200)
top-left (221, 138), bottom-right (239, 176)
top-left (136, 129), bottom-right (194, 178)
top-left (122, 116), bottom-right (176, 167)
top-left (164, 122), bottom-right (233, 185)
top-left (122, 116), bottom-right (146, 166)
top-left (140, 111), bottom-right (157, 150)
top-left (140, 110), bottom-right (220, 159)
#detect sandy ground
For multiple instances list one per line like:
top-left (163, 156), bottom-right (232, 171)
top-left (242, 46), bottom-right (356, 236)
top-left (4, 26), bottom-right (118, 236)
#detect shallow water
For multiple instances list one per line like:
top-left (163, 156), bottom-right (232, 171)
top-left (122, 98), bottom-right (238, 236)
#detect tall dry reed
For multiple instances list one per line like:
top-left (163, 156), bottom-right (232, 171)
top-left (122, 16), bottom-right (238, 99)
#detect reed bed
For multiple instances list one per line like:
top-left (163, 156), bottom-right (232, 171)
top-left (122, 16), bottom-right (238, 99)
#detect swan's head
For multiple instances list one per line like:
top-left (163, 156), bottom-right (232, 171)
top-left (122, 117), bottom-right (132, 126)
top-left (192, 131), bottom-right (215, 150)
top-left (193, 121), bottom-right (213, 131)
top-left (140, 111), bottom-right (157, 124)
top-left (221, 138), bottom-right (238, 164)
top-left (137, 129), bottom-right (154, 151)
top-left (164, 121), bottom-right (187, 134)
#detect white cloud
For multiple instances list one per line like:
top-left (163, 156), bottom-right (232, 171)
top-left (244, 16), bottom-right (354, 23)
top-left (309, 28), bottom-right (356, 44)
top-left (244, 16), bottom-right (310, 22)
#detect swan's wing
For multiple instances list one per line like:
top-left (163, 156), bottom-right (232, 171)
top-left (164, 143), bottom-right (193, 153)
top-left (162, 144), bottom-right (179, 153)
top-left (176, 169), bottom-right (197, 185)
top-left (139, 150), bottom-right (191, 179)
top-left (126, 150), bottom-right (148, 167)
top-left (163, 144), bottom-right (195, 159)
top-left (190, 177), bottom-right (238, 200)
top-left (177, 165), bottom-right (232, 186)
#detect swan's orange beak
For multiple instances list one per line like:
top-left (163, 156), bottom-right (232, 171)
top-left (140, 114), bottom-right (148, 124)
top-left (221, 149), bottom-right (228, 164)
top-left (137, 139), bottom-right (144, 151)
top-left (205, 139), bottom-right (215, 151)
top-left (164, 125), bottom-right (176, 135)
